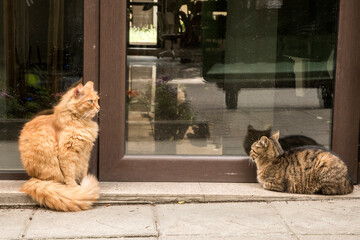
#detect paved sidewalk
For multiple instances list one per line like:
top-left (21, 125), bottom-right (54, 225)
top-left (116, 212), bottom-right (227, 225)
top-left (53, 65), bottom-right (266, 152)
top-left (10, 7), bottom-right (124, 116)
top-left (1, 200), bottom-right (359, 239)
top-left (0, 182), bottom-right (359, 239)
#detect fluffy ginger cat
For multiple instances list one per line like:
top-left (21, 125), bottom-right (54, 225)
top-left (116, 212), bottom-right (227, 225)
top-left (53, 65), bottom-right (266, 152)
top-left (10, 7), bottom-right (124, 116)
top-left (19, 81), bottom-right (100, 211)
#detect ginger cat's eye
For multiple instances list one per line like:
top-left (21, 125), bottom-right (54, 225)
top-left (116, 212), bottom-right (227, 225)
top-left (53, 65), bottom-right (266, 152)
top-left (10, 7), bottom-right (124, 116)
top-left (88, 100), bottom-right (94, 104)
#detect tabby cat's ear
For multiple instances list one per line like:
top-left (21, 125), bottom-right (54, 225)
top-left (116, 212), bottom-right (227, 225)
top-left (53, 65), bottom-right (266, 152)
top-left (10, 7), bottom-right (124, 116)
top-left (248, 125), bottom-right (254, 130)
top-left (258, 136), bottom-right (268, 148)
top-left (271, 130), bottom-right (280, 140)
top-left (74, 83), bottom-right (84, 98)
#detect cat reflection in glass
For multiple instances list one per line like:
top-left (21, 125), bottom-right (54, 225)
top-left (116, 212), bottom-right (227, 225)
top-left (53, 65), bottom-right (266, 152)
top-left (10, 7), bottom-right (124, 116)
top-left (244, 125), bottom-right (320, 155)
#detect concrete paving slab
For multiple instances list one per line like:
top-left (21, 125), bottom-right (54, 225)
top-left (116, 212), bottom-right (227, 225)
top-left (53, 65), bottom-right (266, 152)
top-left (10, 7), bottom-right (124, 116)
top-left (0, 208), bottom-right (34, 239)
top-left (80, 239), bottom-right (157, 240)
top-left (199, 182), bottom-right (290, 201)
top-left (298, 235), bottom-right (360, 240)
top-left (24, 205), bottom-right (157, 239)
top-left (0, 199), bottom-right (359, 239)
top-left (156, 202), bottom-right (288, 236)
top-left (199, 183), bottom-right (360, 202)
top-left (100, 182), bottom-right (203, 204)
top-left (160, 234), bottom-right (297, 240)
top-left (271, 200), bottom-right (360, 235)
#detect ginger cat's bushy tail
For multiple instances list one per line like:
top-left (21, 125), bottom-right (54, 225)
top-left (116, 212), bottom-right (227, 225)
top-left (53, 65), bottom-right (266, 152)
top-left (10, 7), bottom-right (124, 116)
top-left (20, 175), bottom-right (99, 212)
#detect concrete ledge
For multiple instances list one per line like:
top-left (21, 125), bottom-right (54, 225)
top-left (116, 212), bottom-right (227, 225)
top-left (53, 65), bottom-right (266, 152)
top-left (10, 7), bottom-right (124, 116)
top-left (0, 181), bottom-right (359, 207)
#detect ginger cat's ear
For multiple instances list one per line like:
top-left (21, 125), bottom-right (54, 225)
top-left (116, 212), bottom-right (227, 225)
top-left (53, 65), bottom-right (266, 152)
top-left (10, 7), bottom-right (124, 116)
top-left (74, 83), bottom-right (84, 98)
top-left (271, 130), bottom-right (280, 140)
top-left (84, 81), bottom-right (94, 89)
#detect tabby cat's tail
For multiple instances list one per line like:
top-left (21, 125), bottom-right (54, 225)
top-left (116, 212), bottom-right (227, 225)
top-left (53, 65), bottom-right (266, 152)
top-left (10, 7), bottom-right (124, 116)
top-left (20, 175), bottom-right (99, 212)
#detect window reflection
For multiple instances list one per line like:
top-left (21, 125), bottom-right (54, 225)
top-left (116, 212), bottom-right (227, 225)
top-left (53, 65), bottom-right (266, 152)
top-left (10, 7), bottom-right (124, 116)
top-left (126, 0), bottom-right (338, 156)
top-left (0, 0), bottom-right (84, 170)
top-left (128, 0), bottom-right (159, 46)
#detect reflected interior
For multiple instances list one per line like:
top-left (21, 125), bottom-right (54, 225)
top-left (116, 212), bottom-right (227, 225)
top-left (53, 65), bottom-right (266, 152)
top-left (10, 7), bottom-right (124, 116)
top-left (126, 0), bottom-right (338, 155)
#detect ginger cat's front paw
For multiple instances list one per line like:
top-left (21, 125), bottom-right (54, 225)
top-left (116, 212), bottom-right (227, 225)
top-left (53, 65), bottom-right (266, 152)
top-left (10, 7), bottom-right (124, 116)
top-left (65, 179), bottom-right (79, 187)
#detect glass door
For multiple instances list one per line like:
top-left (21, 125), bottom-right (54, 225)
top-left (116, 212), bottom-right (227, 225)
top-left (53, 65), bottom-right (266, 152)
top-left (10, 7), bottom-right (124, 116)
top-left (99, 0), bottom-right (360, 182)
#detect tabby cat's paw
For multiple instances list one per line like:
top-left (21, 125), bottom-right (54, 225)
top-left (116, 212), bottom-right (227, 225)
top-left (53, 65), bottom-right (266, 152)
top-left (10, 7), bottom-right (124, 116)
top-left (249, 150), bottom-right (258, 160)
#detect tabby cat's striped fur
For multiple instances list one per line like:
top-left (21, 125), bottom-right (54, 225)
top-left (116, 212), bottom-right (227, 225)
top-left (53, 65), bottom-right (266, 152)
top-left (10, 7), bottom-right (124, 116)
top-left (250, 131), bottom-right (353, 195)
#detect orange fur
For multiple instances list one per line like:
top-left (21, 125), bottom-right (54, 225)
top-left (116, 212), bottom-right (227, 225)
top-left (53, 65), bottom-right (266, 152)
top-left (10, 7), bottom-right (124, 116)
top-left (19, 81), bottom-right (100, 211)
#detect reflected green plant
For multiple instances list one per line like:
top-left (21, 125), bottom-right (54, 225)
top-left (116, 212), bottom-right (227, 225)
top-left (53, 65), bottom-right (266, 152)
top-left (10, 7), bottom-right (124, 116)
top-left (129, 25), bottom-right (157, 44)
top-left (130, 76), bottom-right (195, 122)
top-left (0, 87), bottom-right (52, 119)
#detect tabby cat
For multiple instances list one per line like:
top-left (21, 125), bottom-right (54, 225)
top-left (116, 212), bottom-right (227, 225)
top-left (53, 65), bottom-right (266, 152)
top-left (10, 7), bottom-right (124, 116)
top-left (244, 125), bottom-right (320, 155)
top-left (19, 81), bottom-right (100, 211)
top-left (250, 131), bottom-right (353, 195)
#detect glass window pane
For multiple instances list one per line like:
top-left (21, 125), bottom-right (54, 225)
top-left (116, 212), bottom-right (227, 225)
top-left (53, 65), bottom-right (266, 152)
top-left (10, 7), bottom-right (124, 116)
top-left (129, 0), bottom-right (158, 45)
top-left (0, 0), bottom-right (84, 170)
top-left (126, 0), bottom-right (338, 156)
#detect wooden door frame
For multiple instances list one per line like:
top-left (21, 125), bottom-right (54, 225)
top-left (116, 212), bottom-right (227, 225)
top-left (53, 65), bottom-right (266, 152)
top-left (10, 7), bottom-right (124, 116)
top-left (84, 0), bottom-right (100, 177)
top-left (97, 0), bottom-right (257, 182)
top-left (98, 0), bottom-right (359, 183)
top-left (331, 0), bottom-right (360, 183)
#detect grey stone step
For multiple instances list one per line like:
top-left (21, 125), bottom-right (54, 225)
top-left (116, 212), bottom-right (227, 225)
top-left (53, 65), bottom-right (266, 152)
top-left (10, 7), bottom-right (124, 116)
top-left (1, 181), bottom-right (359, 207)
